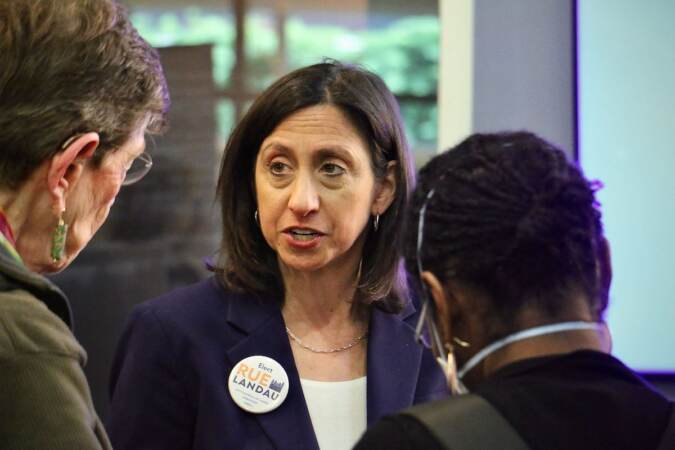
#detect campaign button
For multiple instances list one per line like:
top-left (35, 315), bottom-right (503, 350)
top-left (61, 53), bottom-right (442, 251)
top-left (228, 355), bottom-right (290, 414)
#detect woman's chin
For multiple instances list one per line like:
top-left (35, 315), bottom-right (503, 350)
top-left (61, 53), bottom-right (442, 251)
top-left (46, 257), bottom-right (72, 274)
top-left (40, 242), bottom-right (85, 274)
top-left (25, 254), bottom-right (71, 275)
top-left (278, 254), bottom-right (327, 274)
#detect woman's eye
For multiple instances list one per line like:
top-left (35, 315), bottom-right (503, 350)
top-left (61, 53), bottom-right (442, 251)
top-left (269, 161), bottom-right (289, 175)
top-left (321, 163), bottom-right (346, 176)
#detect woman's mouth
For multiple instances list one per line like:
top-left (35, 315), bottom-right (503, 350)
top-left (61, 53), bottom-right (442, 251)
top-left (283, 228), bottom-right (323, 249)
top-left (289, 229), bottom-right (319, 241)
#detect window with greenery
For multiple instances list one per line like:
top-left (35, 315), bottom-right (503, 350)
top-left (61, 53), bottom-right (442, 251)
top-left (130, 3), bottom-right (438, 160)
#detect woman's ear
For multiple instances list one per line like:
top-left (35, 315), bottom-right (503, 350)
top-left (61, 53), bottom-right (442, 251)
top-left (371, 161), bottom-right (397, 216)
top-left (47, 132), bottom-right (99, 212)
top-left (420, 270), bottom-right (452, 343)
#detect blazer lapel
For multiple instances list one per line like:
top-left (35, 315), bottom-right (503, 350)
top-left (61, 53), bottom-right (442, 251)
top-left (366, 302), bottom-right (423, 425)
top-left (224, 293), bottom-right (319, 450)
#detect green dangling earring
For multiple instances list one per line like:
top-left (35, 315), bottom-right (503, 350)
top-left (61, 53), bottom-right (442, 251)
top-left (51, 210), bottom-right (68, 263)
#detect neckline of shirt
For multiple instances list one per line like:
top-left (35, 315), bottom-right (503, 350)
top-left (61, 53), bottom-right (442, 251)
top-left (300, 376), bottom-right (367, 387)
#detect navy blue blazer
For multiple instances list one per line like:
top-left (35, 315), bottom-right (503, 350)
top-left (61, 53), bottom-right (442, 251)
top-left (108, 277), bottom-right (448, 450)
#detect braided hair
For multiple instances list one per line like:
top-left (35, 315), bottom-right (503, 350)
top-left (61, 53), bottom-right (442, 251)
top-left (407, 132), bottom-right (607, 333)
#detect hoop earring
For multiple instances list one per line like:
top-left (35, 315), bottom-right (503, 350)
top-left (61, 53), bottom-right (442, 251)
top-left (51, 209), bottom-right (68, 263)
top-left (373, 214), bottom-right (380, 231)
top-left (254, 210), bottom-right (259, 226)
top-left (453, 336), bottom-right (470, 348)
top-left (443, 338), bottom-right (470, 395)
top-left (445, 346), bottom-right (462, 395)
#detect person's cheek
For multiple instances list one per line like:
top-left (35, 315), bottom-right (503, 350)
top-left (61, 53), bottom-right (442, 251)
top-left (93, 183), bottom-right (121, 230)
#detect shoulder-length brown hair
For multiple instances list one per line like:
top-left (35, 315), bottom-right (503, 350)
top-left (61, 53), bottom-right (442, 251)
top-left (216, 61), bottom-right (415, 312)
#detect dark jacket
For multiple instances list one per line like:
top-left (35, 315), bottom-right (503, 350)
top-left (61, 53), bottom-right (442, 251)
top-left (108, 276), bottom-right (448, 450)
top-left (0, 244), bottom-right (111, 450)
top-left (354, 350), bottom-right (674, 450)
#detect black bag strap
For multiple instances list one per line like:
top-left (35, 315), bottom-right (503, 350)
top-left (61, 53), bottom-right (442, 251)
top-left (656, 403), bottom-right (675, 450)
top-left (403, 394), bottom-right (530, 450)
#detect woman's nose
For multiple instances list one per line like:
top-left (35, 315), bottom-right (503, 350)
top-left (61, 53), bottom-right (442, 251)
top-left (288, 174), bottom-right (319, 217)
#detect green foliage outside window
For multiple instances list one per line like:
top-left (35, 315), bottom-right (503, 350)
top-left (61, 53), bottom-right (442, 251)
top-left (131, 8), bottom-right (438, 151)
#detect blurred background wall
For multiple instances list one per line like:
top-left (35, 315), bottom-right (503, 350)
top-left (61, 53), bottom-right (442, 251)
top-left (49, 0), bottom-right (674, 422)
top-left (439, 0), bottom-right (575, 156)
top-left (577, 0), bottom-right (675, 394)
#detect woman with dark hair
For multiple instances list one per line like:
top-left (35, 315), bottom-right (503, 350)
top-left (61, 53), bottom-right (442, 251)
top-left (108, 61), bottom-right (447, 450)
top-left (0, 0), bottom-right (169, 448)
top-left (355, 131), bottom-right (675, 450)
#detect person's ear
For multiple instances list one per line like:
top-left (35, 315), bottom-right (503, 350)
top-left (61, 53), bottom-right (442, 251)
top-left (420, 270), bottom-right (453, 343)
top-left (47, 132), bottom-right (99, 212)
top-left (371, 161), bottom-right (397, 216)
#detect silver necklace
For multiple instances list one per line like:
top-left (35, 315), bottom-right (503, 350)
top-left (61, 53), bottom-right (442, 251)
top-left (285, 327), bottom-right (368, 353)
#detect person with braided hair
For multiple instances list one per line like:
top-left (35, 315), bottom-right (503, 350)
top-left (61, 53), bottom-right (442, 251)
top-left (354, 131), bottom-right (675, 450)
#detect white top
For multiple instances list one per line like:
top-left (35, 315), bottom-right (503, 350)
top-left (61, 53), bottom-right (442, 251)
top-left (300, 377), bottom-right (367, 450)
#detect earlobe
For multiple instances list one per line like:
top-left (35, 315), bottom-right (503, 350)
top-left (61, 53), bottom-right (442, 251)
top-left (372, 161), bottom-right (397, 215)
top-left (47, 132), bottom-right (99, 210)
